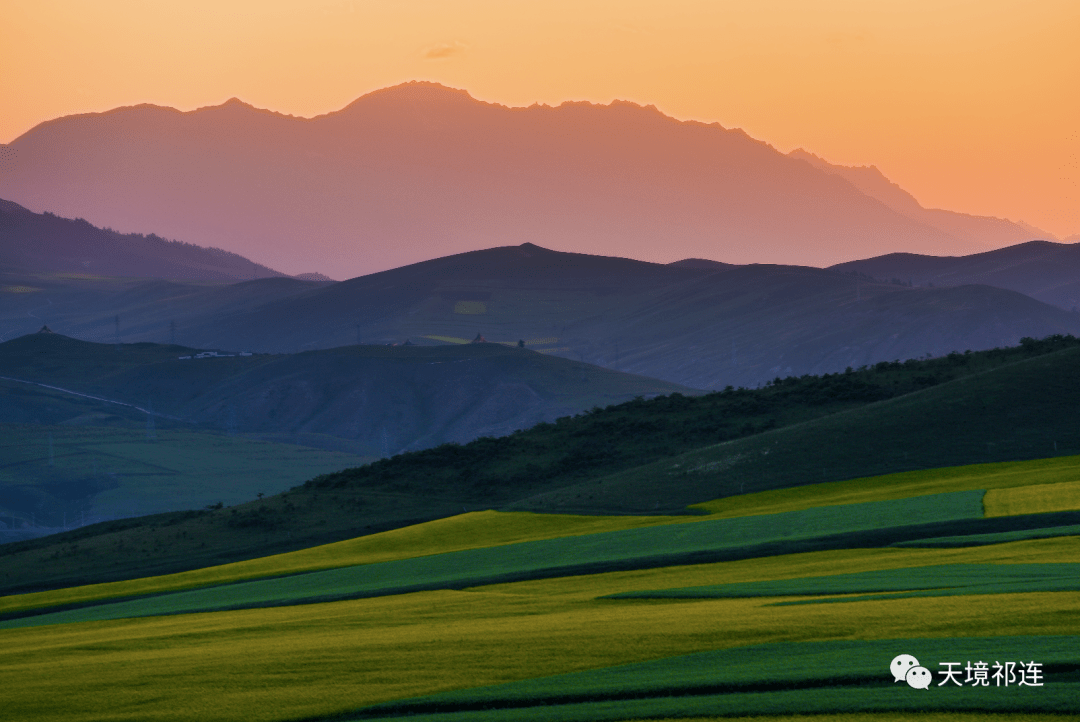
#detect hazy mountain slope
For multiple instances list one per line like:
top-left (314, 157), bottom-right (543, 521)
top-left (10, 241), bottom-right (1078, 390)
top-left (0, 332), bottom-right (694, 456)
top-left (595, 263), bottom-right (1080, 389)
top-left (0, 82), bottom-right (998, 278)
top-left (788, 149), bottom-right (1047, 249)
top-left (113, 244), bottom-right (1080, 390)
top-left (0, 198), bottom-right (286, 280)
top-left (0, 269), bottom-right (331, 346)
top-left (831, 240), bottom-right (1080, 312)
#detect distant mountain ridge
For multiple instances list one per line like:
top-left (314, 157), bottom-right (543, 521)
top-left (0, 198), bottom-right (289, 280)
top-left (7, 240), bottom-right (1079, 391)
top-left (788, 149), bottom-right (1051, 249)
top-left (830, 240), bottom-right (1080, 312)
top-left (0, 81), bottom-right (1040, 278)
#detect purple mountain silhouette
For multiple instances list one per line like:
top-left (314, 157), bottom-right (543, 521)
top-left (0, 82), bottom-right (1041, 279)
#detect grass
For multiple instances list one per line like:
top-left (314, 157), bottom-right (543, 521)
top-left (0, 492), bottom-right (987, 626)
top-left (10, 335), bottom-right (1080, 594)
top-left (984, 479), bottom-right (1080, 517)
top-left (339, 683), bottom-right (1080, 721)
top-left (689, 455), bottom-right (1080, 520)
top-left (607, 717), bottom-right (1074, 722)
top-left (603, 563), bottom-right (1080, 601)
top-left (0, 510), bottom-right (688, 616)
top-left (517, 343), bottom-right (1080, 515)
top-left (3, 449), bottom-right (1073, 607)
top-left (345, 635), bottom-right (1079, 720)
top-left (2, 539), bottom-right (1079, 721)
top-left (0, 423), bottom-right (373, 523)
top-left (890, 524), bottom-right (1080, 548)
top-left (12, 446), bottom-right (1078, 616)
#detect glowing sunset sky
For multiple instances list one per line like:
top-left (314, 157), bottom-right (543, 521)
top-left (3, 0), bottom-right (1078, 238)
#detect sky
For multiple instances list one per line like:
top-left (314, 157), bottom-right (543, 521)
top-left (2, 0), bottom-right (1078, 238)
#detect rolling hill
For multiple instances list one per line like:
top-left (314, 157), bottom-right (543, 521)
top-left (0, 81), bottom-right (1030, 279)
top-left (0, 330), bottom-right (692, 541)
top-left (831, 239), bottom-right (1080, 312)
top-left (1, 450), bottom-right (1078, 720)
top-left (0, 331), bottom-right (693, 454)
top-left (4, 333), bottom-right (1080, 593)
top-left (0, 197), bottom-right (287, 280)
top-left (3, 330), bottom-right (1079, 722)
top-left (8, 239), bottom-right (1080, 390)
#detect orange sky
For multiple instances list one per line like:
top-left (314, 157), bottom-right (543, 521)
top-left (2, 0), bottom-right (1078, 238)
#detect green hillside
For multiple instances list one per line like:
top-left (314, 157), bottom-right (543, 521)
top-left (0, 424), bottom-right (373, 532)
top-left (515, 340), bottom-right (1080, 513)
top-left (0, 453), bottom-right (1078, 721)
top-left (0, 332), bottom-right (694, 540)
top-left (0, 332), bottom-right (695, 456)
top-left (5, 334), bottom-right (1080, 593)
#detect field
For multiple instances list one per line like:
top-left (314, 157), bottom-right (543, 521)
top-left (1, 542), bottom-right (1077, 720)
top-left (0, 423), bottom-right (373, 526)
top-left (1, 454), bottom-right (1078, 720)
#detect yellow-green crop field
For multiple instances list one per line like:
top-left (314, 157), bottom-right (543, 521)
top-left (3, 456), bottom-right (1079, 721)
top-left (691, 454), bottom-right (1080, 518)
top-left (984, 479), bottom-right (1080, 517)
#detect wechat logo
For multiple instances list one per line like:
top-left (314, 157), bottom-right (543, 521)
top-left (891, 653), bottom-right (931, 689)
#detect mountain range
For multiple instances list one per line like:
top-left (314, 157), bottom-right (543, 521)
top-left (0, 82), bottom-right (1051, 279)
top-left (5, 209), bottom-right (1080, 390)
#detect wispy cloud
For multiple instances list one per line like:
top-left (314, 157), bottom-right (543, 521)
top-left (424, 41), bottom-right (467, 60)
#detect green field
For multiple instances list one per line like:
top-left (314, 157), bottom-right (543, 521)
top-left (605, 563), bottom-right (1080, 601)
top-left (0, 491), bottom-right (987, 626)
top-left (347, 636), bottom-right (1079, 720)
top-left (2, 449), bottom-right (1079, 720)
top-left (891, 524), bottom-right (1080, 548)
top-left (0, 509), bottom-right (689, 616)
top-left (0, 423), bottom-right (373, 524)
top-left (7, 450), bottom-right (1080, 618)
top-left (984, 479), bottom-right (1080, 517)
top-left (1, 536), bottom-right (1078, 721)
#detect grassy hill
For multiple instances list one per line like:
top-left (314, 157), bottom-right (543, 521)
top-left (4, 334), bottom-right (1080, 594)
top-left (0, 331), bottom-right (692, 555)
top-left (0, 424), bottom-right (373, 536)
top-left (1, 452), bottom-right (1078, 721)
top-left (0, 332), bottom-right (694, 455)
top-left (514, 339), bottom-right (1080, 514)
